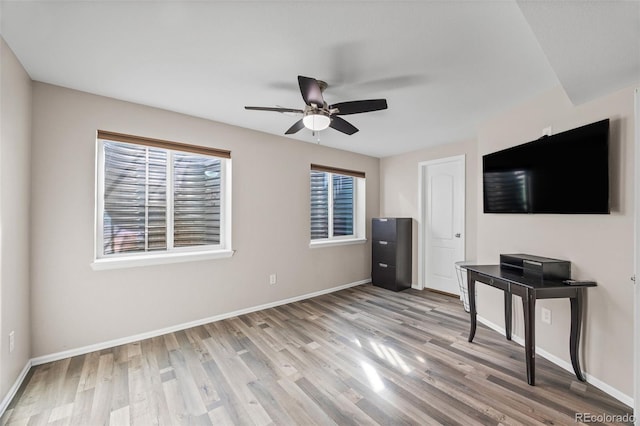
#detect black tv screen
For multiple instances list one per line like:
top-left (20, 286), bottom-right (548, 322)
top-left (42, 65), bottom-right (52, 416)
top-left (483, 119), bottom-right (610, 214)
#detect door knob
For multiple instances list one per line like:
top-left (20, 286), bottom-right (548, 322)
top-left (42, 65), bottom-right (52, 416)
top-left (455, 233), bottom-right (461, 238)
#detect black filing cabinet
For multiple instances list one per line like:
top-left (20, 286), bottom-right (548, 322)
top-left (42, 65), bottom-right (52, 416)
top-left (372, 218), bottom-right (412, 291)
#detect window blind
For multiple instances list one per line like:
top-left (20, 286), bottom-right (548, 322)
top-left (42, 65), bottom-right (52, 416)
top-left (332, 174), bottom-right (354, 236)
top-left (310, 171), bottom-right (329, 239)
top-left (310, 166), bottom-right (358, 240)
top-left (103, 141), bottom-right (167, 255)
top-left (173, 153), bottom-right (221, 247)
top-left (100, 135), bottom-right (225, 257)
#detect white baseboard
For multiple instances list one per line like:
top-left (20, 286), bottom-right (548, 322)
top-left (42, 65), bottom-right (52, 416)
top-left (0, 360), bottom-right (32, 418)
top-left (477, 315), bottom-right (634, 408)
top-left (10, 282), bottom-right (630, 418)
top-left (3, 280), bottom-right (369, 416)
top-left (31, 279), bottom-right (369, 366)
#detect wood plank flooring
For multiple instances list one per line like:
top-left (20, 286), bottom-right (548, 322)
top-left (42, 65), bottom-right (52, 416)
top-left (2, 284), bottom-right (633, 425)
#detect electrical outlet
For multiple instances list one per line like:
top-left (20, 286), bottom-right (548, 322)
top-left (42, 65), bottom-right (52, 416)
top-left (269, 274), bottom-right (277, 285)
top-left (541, 308), bottom-right (552, 325)
top-left (9, 331), bottom-right (15, 353)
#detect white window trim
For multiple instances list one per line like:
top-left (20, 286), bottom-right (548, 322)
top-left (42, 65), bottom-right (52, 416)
top-left (309, 237), bottom-right (367, 249)
top-left (92, 138), bottom-right (233, 270)
top-left (91, 249), bottom-right (234, 270)
top-left (310, 175), bottom-right (366, 245)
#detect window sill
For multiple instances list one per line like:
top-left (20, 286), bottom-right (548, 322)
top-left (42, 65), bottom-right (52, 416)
top-left (91, 249), bottom-right (235, 271)
top-left (309, 238), bottom-right (367, 249)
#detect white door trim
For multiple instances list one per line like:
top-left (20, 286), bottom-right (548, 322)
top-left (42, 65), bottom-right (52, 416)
top-left (633, 87), bottom-right (639, 424)
top-left (418, 155), bottom-right (466, 291)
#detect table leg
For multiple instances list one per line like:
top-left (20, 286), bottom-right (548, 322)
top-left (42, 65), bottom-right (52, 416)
top-left (570, 289), bottom-right (586, 382)
top-left (504, 290), bottom-right (512, 341)
top-left (467, 275), bottom-right (477, 342)
top-left (522, 289), bottom-right (536, 385)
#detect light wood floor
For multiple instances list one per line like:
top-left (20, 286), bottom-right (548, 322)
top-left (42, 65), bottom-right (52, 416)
top-left (2, 284), bottom-right (633, 425)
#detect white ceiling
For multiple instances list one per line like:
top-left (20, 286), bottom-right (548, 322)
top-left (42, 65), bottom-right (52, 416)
top-left (1, 1), bottom-right (638, 158)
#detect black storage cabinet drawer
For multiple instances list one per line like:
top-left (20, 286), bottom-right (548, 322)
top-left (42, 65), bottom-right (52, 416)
top-left (371, 218), bottom-right (412, 291)
top-left (372, 240), bottom-right (397, 264)
top-left (371, 263), bottom-right (398, 291)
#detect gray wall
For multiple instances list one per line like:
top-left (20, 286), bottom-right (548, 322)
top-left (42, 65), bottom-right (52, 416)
top-left (379, 85), bottom-right (636, 399)
top-left (0, 38), bottom-right (32, 400)
top-left (29, 82), bottom-right (379, 357)
top-left (476, 85), bottom-right (635, 398)
top-left (379, 138), bottom-right (478, 285)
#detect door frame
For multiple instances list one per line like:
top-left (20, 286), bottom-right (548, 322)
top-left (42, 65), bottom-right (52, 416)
top-left (418, 155), bottom-right (466, 291)
top-left (634, 87), bottom-right (639, 424)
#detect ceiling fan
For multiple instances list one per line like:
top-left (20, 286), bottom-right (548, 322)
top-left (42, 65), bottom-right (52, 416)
top-left (245, 75), bottom-right (388, 135)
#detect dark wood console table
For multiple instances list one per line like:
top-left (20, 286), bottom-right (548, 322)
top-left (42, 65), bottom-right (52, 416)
top-left (462, 264), bottom-right (596, 385)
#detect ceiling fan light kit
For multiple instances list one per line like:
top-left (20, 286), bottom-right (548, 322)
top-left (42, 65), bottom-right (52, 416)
top-left (303, 111), bottom-right (331, 131)
top-left (245, 75), bottom-right (388, 136)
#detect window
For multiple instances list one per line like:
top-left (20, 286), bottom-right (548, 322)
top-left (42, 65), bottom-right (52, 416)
top-left (93, 131), bottom-right (232, 269)
top-left (310, 164), bottom-right (366, 246)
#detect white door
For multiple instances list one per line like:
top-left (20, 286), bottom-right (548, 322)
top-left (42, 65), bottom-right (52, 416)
top-left (420, 156), bottom-right (465, 295)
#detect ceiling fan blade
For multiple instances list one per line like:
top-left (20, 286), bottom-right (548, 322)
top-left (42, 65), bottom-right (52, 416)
top-left (285, 119), bottom-right (306, 135)
top-left (330, 116), bottom-right (359, 135)
top-left (298, 75), bottom-right (325, 107)
top-left (245, 106), bottom-right (304, 114)
top-left (330, 99), bottom-right (388, 115)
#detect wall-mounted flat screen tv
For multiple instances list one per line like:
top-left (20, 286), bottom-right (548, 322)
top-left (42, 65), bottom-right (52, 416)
top-left (483, 119), bottom-right (610, 214)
